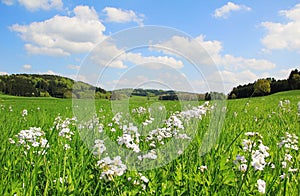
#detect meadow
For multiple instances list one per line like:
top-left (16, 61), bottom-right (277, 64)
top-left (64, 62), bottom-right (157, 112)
top-left (0, 91), bottom-right (299, 195)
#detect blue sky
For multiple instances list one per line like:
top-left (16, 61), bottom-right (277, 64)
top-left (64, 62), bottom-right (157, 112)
top-left (0, 0), bottom-right (300, 93)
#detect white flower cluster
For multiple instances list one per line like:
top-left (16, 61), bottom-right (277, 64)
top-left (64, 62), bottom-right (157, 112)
top-left (54, 116), bottom-right (76, 141)
top-left (132, 106), bottom-right (147, 114)
top-left (138, 149), bottom-right (157, 161)
top-left (236, 132), bottom-right (270, 171)
top-left (278, 132), bottom-right (298, 151)
top-left (93, 139), bottom-right (106, 156)
top-left (145, 103), bottom-right (209, 152)
top-left (117, 123), bottom-right (140, 153)
top-left (278, 100), bottom-right (290, 108)
top-left (96, 156), bottom-right (127, 181)
top-left (9, 127), bottom-right (49, 155)
top-left (278, 132), bottom-right (298, 179)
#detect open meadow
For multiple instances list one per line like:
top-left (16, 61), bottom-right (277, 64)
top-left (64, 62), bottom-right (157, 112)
top-left (0, 91), bottom-right (299, 195)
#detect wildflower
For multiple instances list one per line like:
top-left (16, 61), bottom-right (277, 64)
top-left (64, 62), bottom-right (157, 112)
top-left (242, 139), bottom-right (253, 152)
top-left (93, 140), bottom-right (106, 155)
top-left (235, 155), bottom-right (247, 163)
top-left (11, 127), bottom-right (49, 154)
top-left (8, 138), bottom-right (15, 144)
top-left (288, 167), bottom-right (298, 172)
top-left (64, 144), bottom-right (71, 150)
top-left (284, 154), bottom-right (292, 162)
top-left (199, 165), bottom-right (207, 172)
top-left (279, 173), bottom-right (286, 179)
top-left (257, 179), bottom-right (266, 194)
top-left (140, 175), bottom-right (149, 183)
top-left (281, 161), bottom-right (287, 169)
top-left (96, 156), bottom-right (127, 180)
top-left (22, 109), bottom-right (28, 117)
top-left (251, 150), bottom-right (267, 171)
top-left (234, 112), bottom-right (238, 117)
top-left (239, 164), bottom-right (247, 172)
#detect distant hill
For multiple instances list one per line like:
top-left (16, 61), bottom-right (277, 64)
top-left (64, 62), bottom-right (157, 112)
top-left (0, 74), bottom-right (108, 99)
top-left (0, 74), bottom-right (209, 100)
top-left (111, 88), bottom-right (207, 101)
top-left (228, 69), bottom-right (300, 99)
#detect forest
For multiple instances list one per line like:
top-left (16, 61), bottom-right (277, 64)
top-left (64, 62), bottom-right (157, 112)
top-left (228, 69), bottom-right (300, 99)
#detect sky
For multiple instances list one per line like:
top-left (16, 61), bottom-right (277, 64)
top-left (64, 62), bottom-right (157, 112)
top-left (0, 0), bottom-right (300, 93)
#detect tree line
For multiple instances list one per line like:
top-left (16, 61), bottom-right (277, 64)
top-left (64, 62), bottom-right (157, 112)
top-left (228, 69), bottom-right (300, 99)
top-left (0, 74), bottom-right (108, 99)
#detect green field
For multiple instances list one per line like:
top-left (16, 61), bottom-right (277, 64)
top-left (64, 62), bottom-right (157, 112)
top-left (0, 91), bottom-right (299, 195)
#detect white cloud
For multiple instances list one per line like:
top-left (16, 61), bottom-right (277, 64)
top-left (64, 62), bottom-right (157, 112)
top-left (262, 3), bottom-right (300, 52)
top-left (23, 64), bottom-right (31, 69)
top-left (90, 39), bottom-right (184, 69)
top-left (213, 2), bottom-right (251, 19)
top-left (274, 68), bottom-right (294, 80)
top-left (0, 71), bottom-right (8, 75)
top-left (219, 54), bottom-right (276, 70)
top-left (18, 0), bottom-right (63, 11)
top-left (197, 69), bottom-right (264, 93)
top-left (157, 35), bottom-right (275, 70)
top-left (103, 7), bottom-right (144, 26)
top-left (10, 6), bottom-right (106, 56)
top-left (1, 0), bottom-right (14, 6)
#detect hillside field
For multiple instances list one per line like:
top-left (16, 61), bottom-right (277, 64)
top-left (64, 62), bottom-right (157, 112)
top-left (0, 91), bottom-right (299, 195)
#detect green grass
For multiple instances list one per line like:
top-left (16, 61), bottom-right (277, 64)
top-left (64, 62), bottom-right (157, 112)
top-left (0, 91), bottom-right (299, 195)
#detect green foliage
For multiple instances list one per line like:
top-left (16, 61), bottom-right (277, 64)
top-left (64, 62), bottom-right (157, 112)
top-left (0, 90), bottom-right (299, 195)
top-left (254, 79), bottom-right (271, 96)
top-left (0, 74), bottom-right (107, 99)
top-left (228, 69), bottom-right (300, 99)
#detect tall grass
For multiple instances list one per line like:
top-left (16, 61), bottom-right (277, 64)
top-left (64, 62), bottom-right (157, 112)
top-left (0, 91), bottom-right (299, 195)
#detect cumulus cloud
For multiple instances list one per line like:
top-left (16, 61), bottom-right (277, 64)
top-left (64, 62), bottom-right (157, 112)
top-left (213, 1), bottom-right (251, 19)
top-left (103, 7), bottom-right (144, 26)
top-left (23, 64), bottom-right (32, 70)
top-left (89, 39), bottom-right (184, 69)
top-left (10, 5), bottom-right (106, 56)
top-left (157, 35), bottom-right (275, 70)
top-left (1, 0), bottom-right (63, 10)
top-left (262, 3), bottom-right (300, 53)
top-left (18, 0), bottom-right (63, 11)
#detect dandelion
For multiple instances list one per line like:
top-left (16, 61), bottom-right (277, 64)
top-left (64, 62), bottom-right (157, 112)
top-left (257, 179), bottom-right (266, 194)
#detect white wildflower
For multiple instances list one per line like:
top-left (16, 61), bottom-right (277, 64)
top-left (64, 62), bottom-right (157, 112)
top-left (239, 164), bottom-right (247, 172)
top-left (257, 179), bottom-right (266, 194)
top-left (199, 165), bottom-right (207, 172)
top-left (140, 175), bottom-right (149, 183)
top-left (22, 109), bottom-right (28, 117)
